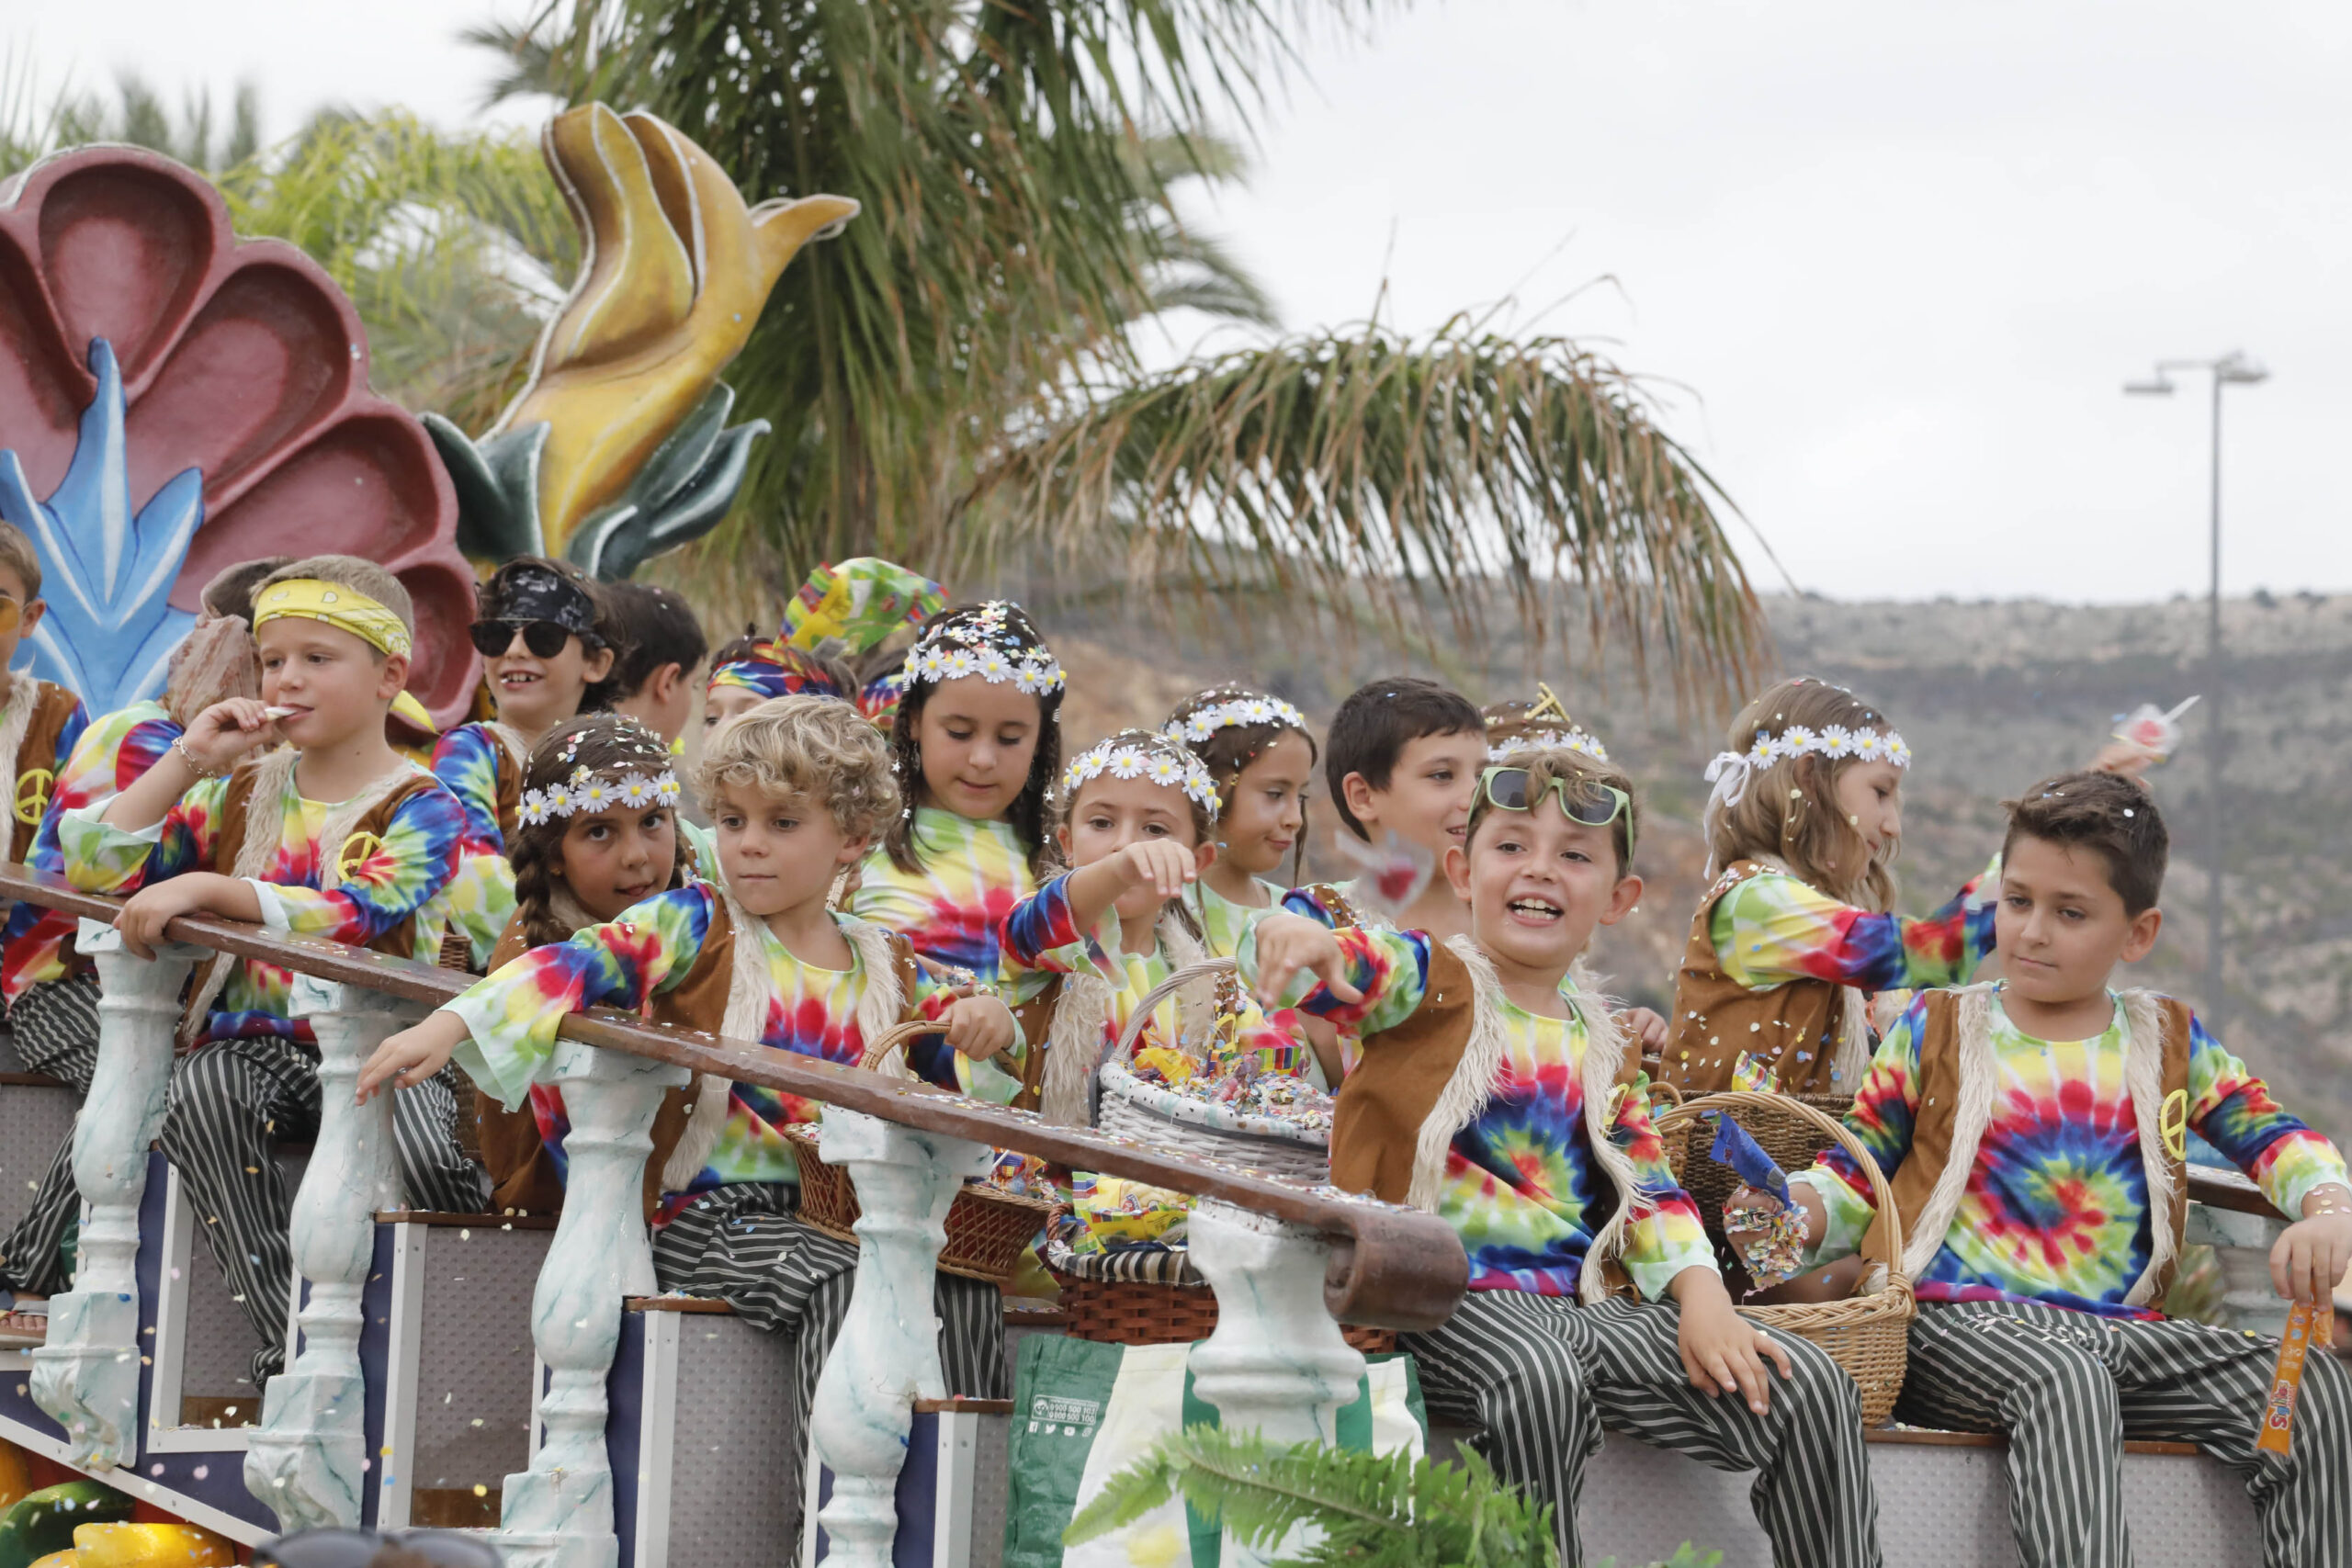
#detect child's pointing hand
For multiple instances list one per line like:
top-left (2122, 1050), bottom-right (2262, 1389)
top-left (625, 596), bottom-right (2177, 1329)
top-left (1247, 913), bottom-right (1363, 1010)
top-left (1113, 840), bottom-right (1199, 901)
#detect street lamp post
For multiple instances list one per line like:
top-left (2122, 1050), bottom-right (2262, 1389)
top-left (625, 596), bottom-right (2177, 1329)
top-left (2123, 351), bottom-right (2267, 1029)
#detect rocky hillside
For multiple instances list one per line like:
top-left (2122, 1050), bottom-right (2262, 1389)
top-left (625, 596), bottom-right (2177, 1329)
top-left (1035, 587), bottom-right (2352, 1145)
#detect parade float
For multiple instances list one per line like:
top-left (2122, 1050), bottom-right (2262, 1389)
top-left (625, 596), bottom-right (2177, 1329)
top-left (0, 107), bottom-right (2314, 1568)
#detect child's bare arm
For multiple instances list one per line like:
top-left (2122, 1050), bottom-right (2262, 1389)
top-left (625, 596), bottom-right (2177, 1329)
top-left (357, 1011), bottom-right (472, 1104)
top-left (1669, 1265), bottom-right (1792, 1416)
top-left (103, 700), bottom-right (281, 830)
top-left (114, 872), bottom-right (263, 959)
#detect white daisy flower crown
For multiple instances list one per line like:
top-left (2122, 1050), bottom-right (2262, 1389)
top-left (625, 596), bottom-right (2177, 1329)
top-left (1488, 729), bottom-right (1611, 764)
top-left (519, 765), bottom-right (684, 827)
top-left (1060, 735), bottom-right (1223, 818)
top-left (1164, 694), bottom-right (1308, 745)
top-left (899, 600), bottom-right (1065, 696)
top-left (1702, 721), bottom-right (1909, 824)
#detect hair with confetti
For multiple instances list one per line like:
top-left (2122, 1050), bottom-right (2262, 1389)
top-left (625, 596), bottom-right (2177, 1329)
top-left (1706, 676), bottom-right (1904, 908)
top-left (699, 693), bottom-right (901, 845)
top-left (1164, 684), bottom-right (1317, 883)
top-left (2003, 768), bottom-right (2168, 916)
top-left (1059, 728), bottom-right (1221, 844)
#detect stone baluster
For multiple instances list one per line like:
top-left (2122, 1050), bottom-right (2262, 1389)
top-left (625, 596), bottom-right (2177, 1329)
top-left (31, 921), bottom-right (202, 1468)
top-left (245, 979), bottom-right (430, 1529)
top-left (2186, 1204), bottom-right (2293, 1338)
top-left (807, 1109), bottom-right (989, 1568)
top-left (1186, 1201), bottom-right (1368, 1568)
top-left (496, 1041), bottom-right (685, 1568)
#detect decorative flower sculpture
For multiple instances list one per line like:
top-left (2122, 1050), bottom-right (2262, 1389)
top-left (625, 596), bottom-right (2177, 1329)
top-left (426, 104), bottom-right (859, 579)
top-left (0, 148), bottom-right (481, 725)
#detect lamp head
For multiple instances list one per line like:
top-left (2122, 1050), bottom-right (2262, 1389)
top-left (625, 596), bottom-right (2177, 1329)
top-left (2122, 378), bottom-right (2176, 396)
top-left (2216, 352), bottom-right (2269, 385)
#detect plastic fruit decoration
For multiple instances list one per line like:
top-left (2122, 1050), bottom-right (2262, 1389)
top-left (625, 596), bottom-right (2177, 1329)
top-left (0, 148), bottom-right (481, 727)
top-left (0, 1480), bottom-right (131, 1568)
top-left (424, 104), bottom-right (857, 580)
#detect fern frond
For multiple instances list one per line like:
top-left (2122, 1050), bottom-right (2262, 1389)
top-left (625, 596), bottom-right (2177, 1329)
top-left (1062, 1449), bottom-right (1181, 1544)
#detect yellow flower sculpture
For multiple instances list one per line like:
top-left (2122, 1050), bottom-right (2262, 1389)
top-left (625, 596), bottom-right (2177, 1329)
top-left (426, 104), bottom-right (858, 577)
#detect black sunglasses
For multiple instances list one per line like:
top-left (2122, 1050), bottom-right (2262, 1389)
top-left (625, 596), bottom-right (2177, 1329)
top-left (470, 619), bottom-right (578, 659)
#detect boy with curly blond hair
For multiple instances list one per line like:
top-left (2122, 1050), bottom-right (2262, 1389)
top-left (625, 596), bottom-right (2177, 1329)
top-left (361, 694), bottom-right (1019, 1536)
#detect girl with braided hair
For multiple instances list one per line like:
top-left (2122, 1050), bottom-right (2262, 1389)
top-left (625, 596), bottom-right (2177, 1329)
top-left (466, 714), bottom-right (690, 1214)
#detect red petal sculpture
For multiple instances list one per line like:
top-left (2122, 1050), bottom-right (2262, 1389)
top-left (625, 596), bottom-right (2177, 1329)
top-left (0, 147), bottom-right (481, 726)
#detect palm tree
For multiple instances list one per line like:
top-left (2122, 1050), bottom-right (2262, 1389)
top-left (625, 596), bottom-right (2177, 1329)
top-left (473, 1), bottom-right (1770, 697)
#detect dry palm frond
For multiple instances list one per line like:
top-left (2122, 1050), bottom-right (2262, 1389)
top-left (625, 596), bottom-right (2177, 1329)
top-left (963, 315), bottom-right (1773, 705)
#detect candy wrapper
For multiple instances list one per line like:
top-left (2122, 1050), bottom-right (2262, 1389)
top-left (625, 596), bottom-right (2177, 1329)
top-left (1329, 829), bottom-right (1434, 922)
top-left (1130, 1045), bottom-right (1200, 1087)
top-left (1070, 1172), bottom-right (1192, 1254)
top-left (1729, 1052), bottom-right (1780, 1094)
top-left (1724, 1193), bottom-right (1808, 1290)
top-left (2110, 696), bottom-right (2199, 765)
top-left (980, 1149), bottom-right (1055, 1201)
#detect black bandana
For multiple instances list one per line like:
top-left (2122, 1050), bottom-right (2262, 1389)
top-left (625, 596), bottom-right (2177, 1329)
top-left (480, 563), bottom-right (601, 645)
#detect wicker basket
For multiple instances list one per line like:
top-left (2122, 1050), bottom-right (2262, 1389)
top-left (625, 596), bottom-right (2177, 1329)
top-left (1668, 1089), bottom-right (1851, 1261)
top-left (786, 1021), bottom-right (1056, 1286)
top-left (1654, 1091), bottom-right (1915, 1427)
top-left (1044, 1234), bottom-right (1395, 1353)
top-left (1091, 959), bottom-right (1330, 1182)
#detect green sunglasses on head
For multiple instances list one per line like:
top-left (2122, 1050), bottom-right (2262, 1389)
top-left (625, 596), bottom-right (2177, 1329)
top-left (1478, 765), bottom-right (1636, 859)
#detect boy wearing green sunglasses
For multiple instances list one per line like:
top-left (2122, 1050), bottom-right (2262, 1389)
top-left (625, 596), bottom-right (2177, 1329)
top-left (1242, 747), bottom-right (1883, 1568)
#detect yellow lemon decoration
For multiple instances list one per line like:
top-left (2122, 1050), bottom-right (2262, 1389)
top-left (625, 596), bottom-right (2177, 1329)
top-left (13, 768), bottom-right (52, 826)
top-left (492, 104), bottom-right (859, 557)
top-left (334, 830), bottom-right (387, 882)
top-left (2160, 1087), bottom-right (2190, 1162)
top-left (71, 1522), bottom-right (236, 1567)
top-left (25, 1550), bottom-right (74, 1568)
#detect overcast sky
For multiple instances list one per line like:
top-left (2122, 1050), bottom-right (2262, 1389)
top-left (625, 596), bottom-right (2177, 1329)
top-left (18, 1), bottom-right (2351, 602)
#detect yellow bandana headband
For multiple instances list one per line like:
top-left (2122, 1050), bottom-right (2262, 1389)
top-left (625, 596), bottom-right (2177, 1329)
top-left (254, 579), bottom-right (413, 659)
top-left (253, 578), bottom-right (437, 736)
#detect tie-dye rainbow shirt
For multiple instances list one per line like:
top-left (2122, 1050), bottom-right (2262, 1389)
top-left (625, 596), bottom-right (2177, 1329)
top-left (446, 883), bottom-right (959, 1223)
top-left (2, 700), bottom-right (172, 1003)
top-left (1713, 857), bottom-right (1999, 994)
top-left (430, 721), bottom-right (522, 849)
top-left (1247, 923), bottom-right (1712, 1299)
top-left (1005, 872), bottom-right (1326, 1088)
top-left (847, 807), bottom-right (1038, 984)
top-left (1183, 875), bottom-right (1292, 959)
top-left (1280, 879), bottom-right (1394, 931)
top-left (1792, 991), bottom-right (2350, 1320)
top-left (58, 761), bottom-right (472, 1045)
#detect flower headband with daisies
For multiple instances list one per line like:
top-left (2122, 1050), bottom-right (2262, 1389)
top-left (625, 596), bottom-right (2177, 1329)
top-left (1060, 735), bottom-right (1222, 818)
top-left (1488, 729), bottom-right (1611, 764)
top-left (520, 765), bottom-right (684, 826)
top-left (899, 600), bottom-right (1065, 695)
top-left (1702, 721), bottom-right (1910, 823)
top-left (1164, 694), bottom-right (1307, 744)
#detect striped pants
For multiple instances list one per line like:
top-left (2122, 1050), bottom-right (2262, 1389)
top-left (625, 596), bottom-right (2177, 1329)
top-left (0, 976), bottom-right (103, 1295)
top-left (1401, 1291), bottom-right (1883, 1568)
top-left (652, 1182), bottom-right (1007, 1542)
top-left (1896, 1299), bottom-right (2352, 1568)
top-left (160, 1033), bottom-right (484, 1388)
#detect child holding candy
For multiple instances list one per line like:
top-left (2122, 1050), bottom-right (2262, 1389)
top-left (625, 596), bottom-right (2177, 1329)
top-left (1730, 770), bottom-right (2352, 1568)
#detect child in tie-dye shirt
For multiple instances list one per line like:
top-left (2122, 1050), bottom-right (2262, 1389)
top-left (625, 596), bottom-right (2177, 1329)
top-left (1736, 771), bottom-right (2351, 1568)
top-left (1245, 743), bottom-right (1883, 1568)
top-left (1001, 728), bottom-right (1327, 1134)
top-left (432, 558), bottom-right (623, 963)
top-left (59, 555), bottom-right (482, 1386)
top-left (360, 697), bottom-right (1016, 1541)
top-left (848, 601), bottom-right (1065, 1089)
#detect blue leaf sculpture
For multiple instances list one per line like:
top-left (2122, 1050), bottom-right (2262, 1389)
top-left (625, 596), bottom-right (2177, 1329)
top-left (0, 339), bottom-right (204, 714)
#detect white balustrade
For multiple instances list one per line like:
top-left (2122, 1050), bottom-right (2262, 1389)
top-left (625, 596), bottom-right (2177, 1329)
top-left (807, 1109), bottom-right (989, 1568)
top-left (245, 978), bottom-right (431, 1530)
top-left (1185, 1201), bottom-right (1368, 1568)
top-left (31, 920), bottom-right (202, 1468)
top-left (496, 1040), bottom-right (686, 1568)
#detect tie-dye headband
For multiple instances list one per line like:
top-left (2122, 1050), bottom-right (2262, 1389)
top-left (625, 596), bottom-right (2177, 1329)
top-left (707, 640), bottom-right (851, 703)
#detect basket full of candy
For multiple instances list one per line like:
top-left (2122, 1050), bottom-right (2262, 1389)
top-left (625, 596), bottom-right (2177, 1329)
top-left (1090, 959), bottom-right (1333, 1181)
top-left (784, 1021), bottom-right (1056, 1285)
